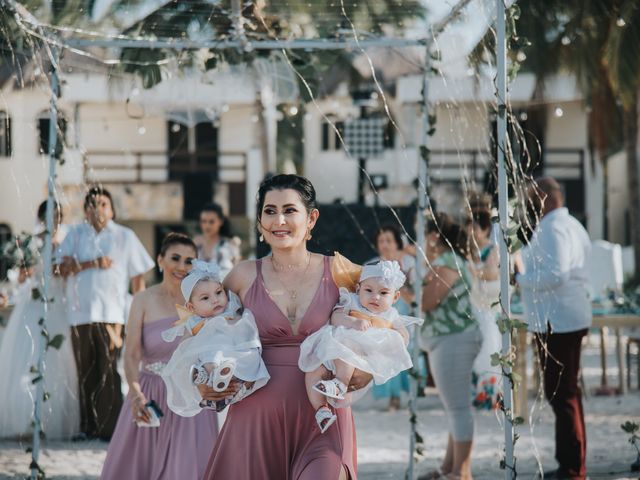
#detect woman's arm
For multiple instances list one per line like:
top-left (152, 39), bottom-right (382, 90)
top-left (131, 274), bottom-right (145, 294)
top-left (123, 293), bottom-right (150, 423)
top-left (422, 266), bottom-right (460, 312)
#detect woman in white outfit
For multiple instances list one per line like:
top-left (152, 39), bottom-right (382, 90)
top-left (0, 201), bottom-right (79, 439)
top-left (466, 209), bottom-right (502, 410)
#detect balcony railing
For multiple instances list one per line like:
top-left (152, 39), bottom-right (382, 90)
top-left (82, 149), bottom-right (247, 184)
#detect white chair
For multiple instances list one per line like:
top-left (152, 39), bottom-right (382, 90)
top-left (589, 240), bottom-right (624, 298)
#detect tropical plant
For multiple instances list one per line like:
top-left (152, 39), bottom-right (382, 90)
top-left (515, 0), bottom-right (640, 279)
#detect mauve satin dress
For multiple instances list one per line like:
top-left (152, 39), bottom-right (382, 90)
top-left (100, 316), bottom-right (218, 480)
top-left (204, 256), bottom-right (357, 479)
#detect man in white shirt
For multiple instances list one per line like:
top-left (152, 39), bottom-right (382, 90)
top-left (516, 177), bottom-right (591, 480)
top-left (57, 187), bottom-right (154, 440)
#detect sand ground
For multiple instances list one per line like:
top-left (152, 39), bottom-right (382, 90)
top-left (1, 333), bottom-right (639, 479)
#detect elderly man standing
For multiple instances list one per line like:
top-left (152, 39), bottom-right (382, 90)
top-left (516, 177), bottom-right (592, 480)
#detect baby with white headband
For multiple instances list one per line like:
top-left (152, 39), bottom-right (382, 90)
top-left (298, 260), bottom-right (423, 433)
top-left (160, 260), bottom-right (270, 416)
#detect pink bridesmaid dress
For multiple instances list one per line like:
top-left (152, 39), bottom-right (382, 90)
top-left (100, 316), bottom-right (218, 480)
top-left (204, 256), bottom-right (357, 479)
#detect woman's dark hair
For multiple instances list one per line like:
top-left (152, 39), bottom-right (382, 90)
top-left (465, 208), bottom-right (492, 232)
top-left (159, 232), bottom-right (197, 257)
top-left (256, 174), bottom-right (318, 218)
top-left (84, 186), bottom-right (116, 220)
top-left (374, 224), bottom-right (403, 250)
top-left (200, 202), bottom-right (232, 238)
top-left (37, 200), bottom-right (62, 223)
top-left (427, 212), bottom-right (468, 258)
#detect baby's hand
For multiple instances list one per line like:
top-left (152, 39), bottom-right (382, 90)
top-left (350, 318), bottom-right (371, 331)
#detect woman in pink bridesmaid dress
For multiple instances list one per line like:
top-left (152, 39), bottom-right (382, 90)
top-left (199, 175), bottom-right (366, 479)
top-left (100, 233), bottom-right (218, 480)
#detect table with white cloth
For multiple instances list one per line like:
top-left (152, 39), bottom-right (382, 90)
top-left (512, 311), bottom-right (640, 420)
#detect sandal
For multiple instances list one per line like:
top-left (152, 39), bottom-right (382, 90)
top-left (190, 363), bottom-right (209, 385)
top-left (209, 358), bottom-right (236, 392)
top-left (315, 406), bottom-right (337, 434)
top-left (312, 378), bottom-right (347, 400)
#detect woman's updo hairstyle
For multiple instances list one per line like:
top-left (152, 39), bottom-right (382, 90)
top-left (159, 232), bottom-right (197, 257)
top-left (256, 174), bottom-right (318, 217)
top-left (426, 212), bottom-right (469, 258)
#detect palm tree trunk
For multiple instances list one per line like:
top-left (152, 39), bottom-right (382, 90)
top-left (623, 92), bottom-right (640, 279)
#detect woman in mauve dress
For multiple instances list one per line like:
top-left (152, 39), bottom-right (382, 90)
top-left (100, 233), bottom-right (218, 480)
top-left (198, 174), bottom-right (369, 480)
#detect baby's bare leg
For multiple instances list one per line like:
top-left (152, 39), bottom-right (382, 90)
top-left (306, 366), bottom-right (330, 410)
top-left (333, 359), bottom-right (356, 387)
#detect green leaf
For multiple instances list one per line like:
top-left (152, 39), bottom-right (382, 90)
top-left (43, 391), bottom-right (50, 402)
top-left (496, 318), bottom-right (509, 335)
top-left (513, 416), bottom-right (525, 426)
top-left (490, 352), bottom-right (502, 367)
top-left (31, 288), bottom-right (42, 301)
top-left (621, 421), bottom-right (639, 434)
top-left (47, 334), bottom-right (65, 350)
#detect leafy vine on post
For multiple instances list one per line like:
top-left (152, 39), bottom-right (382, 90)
top-left (621, 421), bottom-right (640, 472)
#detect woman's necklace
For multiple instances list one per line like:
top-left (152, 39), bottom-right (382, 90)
top-left (270, 253), bottom-right (312, 325)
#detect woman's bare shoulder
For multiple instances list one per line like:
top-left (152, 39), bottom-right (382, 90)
top-left (225, 259), bottom-right (258, 293)
top-left (132, 284), bottom-right (163, 306)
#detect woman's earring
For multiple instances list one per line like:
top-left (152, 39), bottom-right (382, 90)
top-left (259, 234), bottom-right (264, 242)
top-left (306, 229), bottom-right (312, 241)
top-left (159, 266), bottom-right (164, 273)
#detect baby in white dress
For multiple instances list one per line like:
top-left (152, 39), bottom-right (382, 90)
top-left (160, 260), bottom-right (270, 416)
top-left (298, 260), bottom-right (422, 432)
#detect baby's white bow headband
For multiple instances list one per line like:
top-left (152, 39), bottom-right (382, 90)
top-left (181, 260), bottom-right (222, 302)
top-left (359, 260), bottom-right (406, 291)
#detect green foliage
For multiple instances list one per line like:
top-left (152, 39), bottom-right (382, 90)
top-left (621, 421), bottom-right (639, 435)
top-left (47, 334), bottom-right (65, 350)
top-left (605, 3), bottom-right (640, 109)
top-left (121, 48), bottom-right (166, 89)
top-left (2, 233), bottom-right (41, 270)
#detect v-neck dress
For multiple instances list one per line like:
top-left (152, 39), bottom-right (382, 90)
top-left (203, 256), bottom-right (357, 479)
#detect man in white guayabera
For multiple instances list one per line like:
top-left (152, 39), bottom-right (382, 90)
top-left (56, 186), bottom-right (154, 441)
top-left (516, 176), bottom-right (591, 480)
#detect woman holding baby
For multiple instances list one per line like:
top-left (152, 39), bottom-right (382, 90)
top-left (198, 174), bottom-right (366, 480)
top-left (100, 233), bottom-right (218, 480)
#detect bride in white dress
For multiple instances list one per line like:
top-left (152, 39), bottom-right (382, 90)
top-left (0, 201), bottom-right (79, 439)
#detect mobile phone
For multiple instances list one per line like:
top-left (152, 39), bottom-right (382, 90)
top-left (136, 400), bottom-right (164, 428)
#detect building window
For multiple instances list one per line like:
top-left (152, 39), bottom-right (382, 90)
top-left (321, 120), bottom-right (345, 151)
top-left (168, 120), bottom-right (219, 220)
top-left (167, 120), bottom-right (218, 180)
top-left (0, 112), bottom-right (10, 157)
top-left (38, 113), bottom-right (67, 159)
top-left (322, 119), bottom-right (395, 151)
